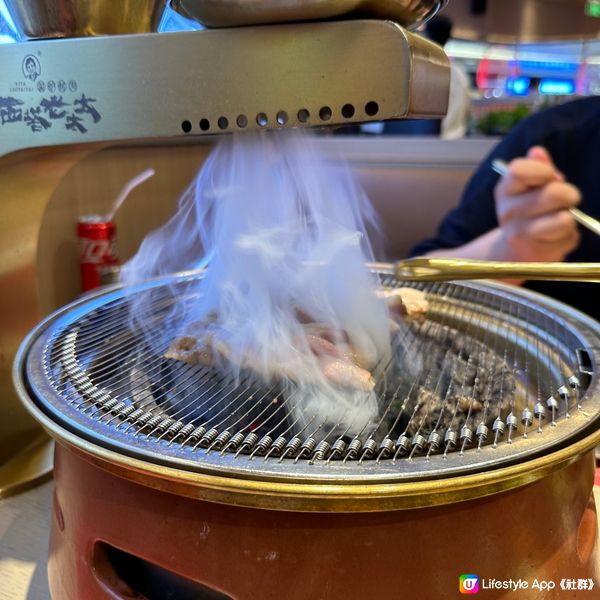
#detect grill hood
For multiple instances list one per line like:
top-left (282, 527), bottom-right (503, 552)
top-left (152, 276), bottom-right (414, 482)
top-left (0, 19), bottom-right (449, 157)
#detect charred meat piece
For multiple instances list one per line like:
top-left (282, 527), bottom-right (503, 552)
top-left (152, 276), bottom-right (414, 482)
top-left (383, 320), bottom-right (515, 443)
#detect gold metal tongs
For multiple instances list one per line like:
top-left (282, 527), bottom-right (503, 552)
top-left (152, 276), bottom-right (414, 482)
top-left (387, 157), bottom-right (600, 283)
top-left (392, 257), bottom-right (600, 282)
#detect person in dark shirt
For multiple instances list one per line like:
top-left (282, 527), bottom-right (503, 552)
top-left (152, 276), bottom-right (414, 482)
top-left (411, 96), bottom-right (600, 320)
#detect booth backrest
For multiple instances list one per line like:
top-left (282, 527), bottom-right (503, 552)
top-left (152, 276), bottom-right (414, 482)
top-left (356, 164), bottom-right (475, 259)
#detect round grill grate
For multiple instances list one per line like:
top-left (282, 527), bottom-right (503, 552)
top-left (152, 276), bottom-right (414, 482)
top-left (17, 271), bottom-right (600, 484)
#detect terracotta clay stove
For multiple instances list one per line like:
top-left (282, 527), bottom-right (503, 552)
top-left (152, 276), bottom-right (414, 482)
top-left (15, 272), bottom-right (600, 599)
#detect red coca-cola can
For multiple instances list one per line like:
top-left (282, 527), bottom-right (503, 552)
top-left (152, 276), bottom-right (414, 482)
top-left (78, 216), bottom-right (119, 292)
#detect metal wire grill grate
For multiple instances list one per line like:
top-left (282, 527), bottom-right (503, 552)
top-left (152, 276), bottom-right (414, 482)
top-left (22, 271), bottom-right (600, 482)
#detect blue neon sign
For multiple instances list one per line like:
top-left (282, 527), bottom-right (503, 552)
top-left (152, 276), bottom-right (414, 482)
top-left (506, 77), bottom-right (531, 96)
top-left (538, 79), bottom-right (575, 95)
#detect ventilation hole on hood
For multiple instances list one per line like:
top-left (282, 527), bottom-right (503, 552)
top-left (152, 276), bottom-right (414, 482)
top-left (341, 104), bottom-right (355, 119)
top-left (256, 112), bottom-right (268, 127)
top-left (319, 106), bottom-right (332, 121)
top-left (297, 108), bottom-right (310, 123)
top-left (365, 101), bottom-right (379, 116)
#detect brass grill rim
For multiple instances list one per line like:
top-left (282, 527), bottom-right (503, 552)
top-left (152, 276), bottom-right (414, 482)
top-left (14, 270), bottom-right (600, 510)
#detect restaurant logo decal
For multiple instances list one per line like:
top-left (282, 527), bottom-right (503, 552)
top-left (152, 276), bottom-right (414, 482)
top-left (0, 52), bottom-right (102, 135)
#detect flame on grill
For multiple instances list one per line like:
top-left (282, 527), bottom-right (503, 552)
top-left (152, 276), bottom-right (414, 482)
top-left (121, 131), bottom-right (417, 433)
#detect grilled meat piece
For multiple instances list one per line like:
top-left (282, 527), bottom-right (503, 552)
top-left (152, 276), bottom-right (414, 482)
top-left (317, 354), bottom-right (375, 392)
top-left (377, 287), bottom-right (429, 322)
top-left (164, 287), bottom-right (424, 393)
top-left (165, 336), bottom-right (214, 366)
top-left (165, 328), bottom-right (375, 391)
top-left (383, 318), bottom-right (515, 446)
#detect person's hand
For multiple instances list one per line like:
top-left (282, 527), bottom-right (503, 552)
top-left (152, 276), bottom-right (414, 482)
top-left (494, 146), bottom-right (581, 262)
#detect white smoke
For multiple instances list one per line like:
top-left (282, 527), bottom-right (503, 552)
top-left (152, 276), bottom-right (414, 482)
top-left (122, 131), bottom-right (393, 434)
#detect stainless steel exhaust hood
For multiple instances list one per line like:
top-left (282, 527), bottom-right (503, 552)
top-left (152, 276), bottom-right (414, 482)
top-left (0, 20), bottom-right (449, 157)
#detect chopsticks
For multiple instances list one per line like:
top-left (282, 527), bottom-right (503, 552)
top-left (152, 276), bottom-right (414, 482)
top-left (491, 158), bottom-right (600, 237)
